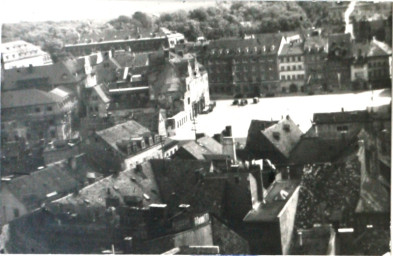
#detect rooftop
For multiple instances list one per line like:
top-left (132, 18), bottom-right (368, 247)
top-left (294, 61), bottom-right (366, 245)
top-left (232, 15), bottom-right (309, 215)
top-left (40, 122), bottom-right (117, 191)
top-left (262, 116), bottom-right (303, 158)
top-left (196, 136), bottom-right (223, 155)
top-left (96, 120), bottom-right (152, 153)
top-left (279, 43), bottom-right (304, 56)
top-left (2, 89), bottom-right (63, 109)
top-left (3, 59), bottom-right (82, 90)
top-left (2, 161), bottom-right (80, 211)
top-left (51, 160), bottom-right (161, 208)
top-left (243, 179), bottom-right (300, 222)
top-left (313, 110), bottom-right (369, 124)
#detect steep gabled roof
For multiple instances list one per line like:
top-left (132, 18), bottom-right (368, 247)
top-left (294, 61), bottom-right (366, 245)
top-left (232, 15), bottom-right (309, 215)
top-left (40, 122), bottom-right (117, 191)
top-left (262, 116), bottom-right (303, 158)
top-left (313, 110), bottom-right (369, 124)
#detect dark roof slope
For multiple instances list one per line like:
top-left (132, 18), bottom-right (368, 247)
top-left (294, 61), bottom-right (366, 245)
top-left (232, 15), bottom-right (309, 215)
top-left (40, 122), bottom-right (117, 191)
top-left (313, 110), bottom-right (369, 124)
top-left (279, 43), bottom-right (304, 56)
top-left (2, 89), bottom-right (63, 109)
top-left (196, 136), bottom-right (223, 155)
top-left (2, 161), bottom-right (79, 211)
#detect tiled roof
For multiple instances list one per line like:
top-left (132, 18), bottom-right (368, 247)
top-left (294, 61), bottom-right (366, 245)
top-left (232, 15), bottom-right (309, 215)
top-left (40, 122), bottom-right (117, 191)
top-left (150, 159), bottom-right (227, 216)
top-left (150, 61), bottom-right (184, 94)
top-left (207, 33), bottom-right (282, 55)
top-left (181, 141), bottom-right (213, 160)
top-left (113, 51), bottom-right (150, 68)
top-left (2, 89), bottom-right (63, 109)
top-left (49, 86), bottom-right (74, 98)
top-left (369, 39), bottom-right (392, 57)
top-left (51, 160), bottom-right (161, 208)
top-left (313, 110), bottom-right (369, 124)
top-left (279, 43), bottom-right (304, 56)
top-left (196, 136), bottom-right (223, 155)
top-left (3, 60), bottom-right (81, 90)
top-left (2, 161), bottom-right (79, 211)
top-left (262, 116), bottom-right (303, 158)
top-left (243, 179), bottom-right (300, 222)
top-left (96, 120), bottom-right (151, 153)
top-left (131, 110), bottom-right (161, 134)
top-left (304, 36), bottom-right (328, 53)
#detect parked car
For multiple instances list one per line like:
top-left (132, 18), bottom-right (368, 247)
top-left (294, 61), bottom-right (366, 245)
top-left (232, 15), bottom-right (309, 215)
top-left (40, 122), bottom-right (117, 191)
top-left (239, 99), bottom-right (248, 106)
top-left (253, 97), bottom-right (259, 104)
top-left (265, 92), bottom-right (275, 97)
top-left (232, 99), bottom-right (239, 105)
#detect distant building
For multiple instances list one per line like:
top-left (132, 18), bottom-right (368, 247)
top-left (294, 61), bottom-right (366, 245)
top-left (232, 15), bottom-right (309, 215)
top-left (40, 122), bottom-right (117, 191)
top-left (245, 115), bottom-right (303, 163)
top-left (326, 33), bottom-right (353, 90)
top-left (1, 88), bottom-right (76, 143)
top-left (203, 33), bottom-right (285, 96)
top-left (85, 120), bottom-right (163, 172)
top-left (366, 38), bottom-right (392, 89)
top-left (2, 59), bottom-right (86, 92)
top-left (303, 36), bottom-right (328, 91)
top-left (278, 42), bottom-right (306, 93)
top-left (1, 40), bottom-right (52, 70)
top-left (64, 29), bottom-right (185, 57)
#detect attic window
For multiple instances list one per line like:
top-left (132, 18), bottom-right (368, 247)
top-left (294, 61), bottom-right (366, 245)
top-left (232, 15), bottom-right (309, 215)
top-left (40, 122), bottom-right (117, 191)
top-left (283, 124), bottom-right (291, 132)
top-left (273, 131), bottom-right (280, 140)
top-left (62, 73), bottom-right (68, 80)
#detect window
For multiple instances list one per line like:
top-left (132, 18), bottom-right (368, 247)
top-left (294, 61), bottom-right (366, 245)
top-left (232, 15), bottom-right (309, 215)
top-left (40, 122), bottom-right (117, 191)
top-left (287, 75), bottom-right (291, 80)
top-left (287, 66), bottom-right (291, 71)
top-left (337, 126), bottom-right (349, 132)
top-left (13, 208), bottom-right (19, 218)
top-left (188, 98), bottom-right (190, 105)
top-left (281, 75), bottom-right (286, 80)
top-left (298, 65), bottom-right (302, 70)
top-left (35, 107), bottom-right (41, 113)
top-left (47, 106), bottom-right (53, 111)
top-left (281, 66), bottom-right (285, 71)
top-left (293, 65), bottom-right (297, 71)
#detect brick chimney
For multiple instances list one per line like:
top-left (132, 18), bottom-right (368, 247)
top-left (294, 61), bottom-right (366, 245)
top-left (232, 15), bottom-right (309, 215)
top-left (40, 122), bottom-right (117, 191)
top-left (222, 126), bottom-right (237, 162)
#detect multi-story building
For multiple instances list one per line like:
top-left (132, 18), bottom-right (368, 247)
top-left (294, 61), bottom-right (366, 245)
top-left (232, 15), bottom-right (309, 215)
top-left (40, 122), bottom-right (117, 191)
top-left (367, 38), bottom-right (392, 89)
top-left (203, 33), bottom-right (285, 96)
top-left (278, 43), bottom-right (306, 93)
top-left (1, 88), bottom-right (76, 143)
top-left (85, 120), bottom-right (163, 171)
top-left (1, 40), bottom-right (52, 70)
top-left (148, 51), bottom-right (210, 134)
top-left (326, 33), bottom-right (353, 90)
top-left (303, 36), bottom-right (328, 91)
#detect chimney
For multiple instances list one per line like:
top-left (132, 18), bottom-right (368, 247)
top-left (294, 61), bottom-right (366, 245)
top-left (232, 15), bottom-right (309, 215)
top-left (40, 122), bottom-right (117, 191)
top-left (123, 237), bottom-right (133, 254)
top-left (249, 161), bottom-right (264, 210)
top-left (222, 126), bottom-right (237, 162)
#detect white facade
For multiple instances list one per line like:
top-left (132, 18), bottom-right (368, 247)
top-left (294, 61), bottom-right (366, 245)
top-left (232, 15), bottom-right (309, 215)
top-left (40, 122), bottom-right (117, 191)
top-left (2, 40), bottom-right (52, 69)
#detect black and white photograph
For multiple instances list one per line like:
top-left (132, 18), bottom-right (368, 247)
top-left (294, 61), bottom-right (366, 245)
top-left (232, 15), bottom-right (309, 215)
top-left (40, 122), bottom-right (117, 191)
top-left (0, 0), bottom-right (392, 254)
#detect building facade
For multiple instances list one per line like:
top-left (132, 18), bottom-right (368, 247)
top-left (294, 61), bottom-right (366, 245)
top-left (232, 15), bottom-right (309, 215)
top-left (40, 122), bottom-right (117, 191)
top-left (203, 33), bottom-right (285, 96)
top-left (303, 36), bottom-right (328, 91)
top-left (1, 40), bottom-right (52, 70)
top-left (278, 43), bottom-right (306, 93)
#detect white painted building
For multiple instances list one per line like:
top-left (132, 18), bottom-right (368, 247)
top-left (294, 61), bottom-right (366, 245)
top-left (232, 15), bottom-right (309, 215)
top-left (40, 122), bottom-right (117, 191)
top-left (1, 40), bottom-right (52, 69)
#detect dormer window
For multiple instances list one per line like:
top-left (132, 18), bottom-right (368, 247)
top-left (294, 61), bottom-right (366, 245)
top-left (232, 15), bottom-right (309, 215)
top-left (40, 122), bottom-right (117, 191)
top-left (62, 73), bottom-right (68, 80)
top-left (245, 47), bottom-right (249, 53)
top-left (254, 46), bottom-right (258, 53)
top-left (283, 124), bottom-right (290, 132)
top-left (263, 46), bottom-right (266, 52)
top-left (237, 48), bottom-right (241, 54)
top-left (219, 49), bottom-right (223, 55)
top-left (226, 49), bottom-right (230, 54)
top-left (211, 49), bottom-right (215, 55)
top-left (271, 45), bottom-right (275, 51)
top-left (273, 131), bottom-right (280, 140)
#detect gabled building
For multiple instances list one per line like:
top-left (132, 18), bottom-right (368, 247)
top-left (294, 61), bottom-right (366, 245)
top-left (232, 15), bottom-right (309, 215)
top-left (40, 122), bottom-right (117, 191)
top-left (278, 42), bottom-right (306, 93)
top-left (326, 33), bottom-right (353, 90)
top-left (148, 51), bottom-right (210, 134)
top-left (85, 120), bottom-right (163, 172)
top-left (243, 163), bottom-right (300, 255)
top-left (245, 116), bottom-right (303, 163)
top-left (303, 36), bottom-right (328, 91)
top-left (1, 40), bottom-right (52, 70)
